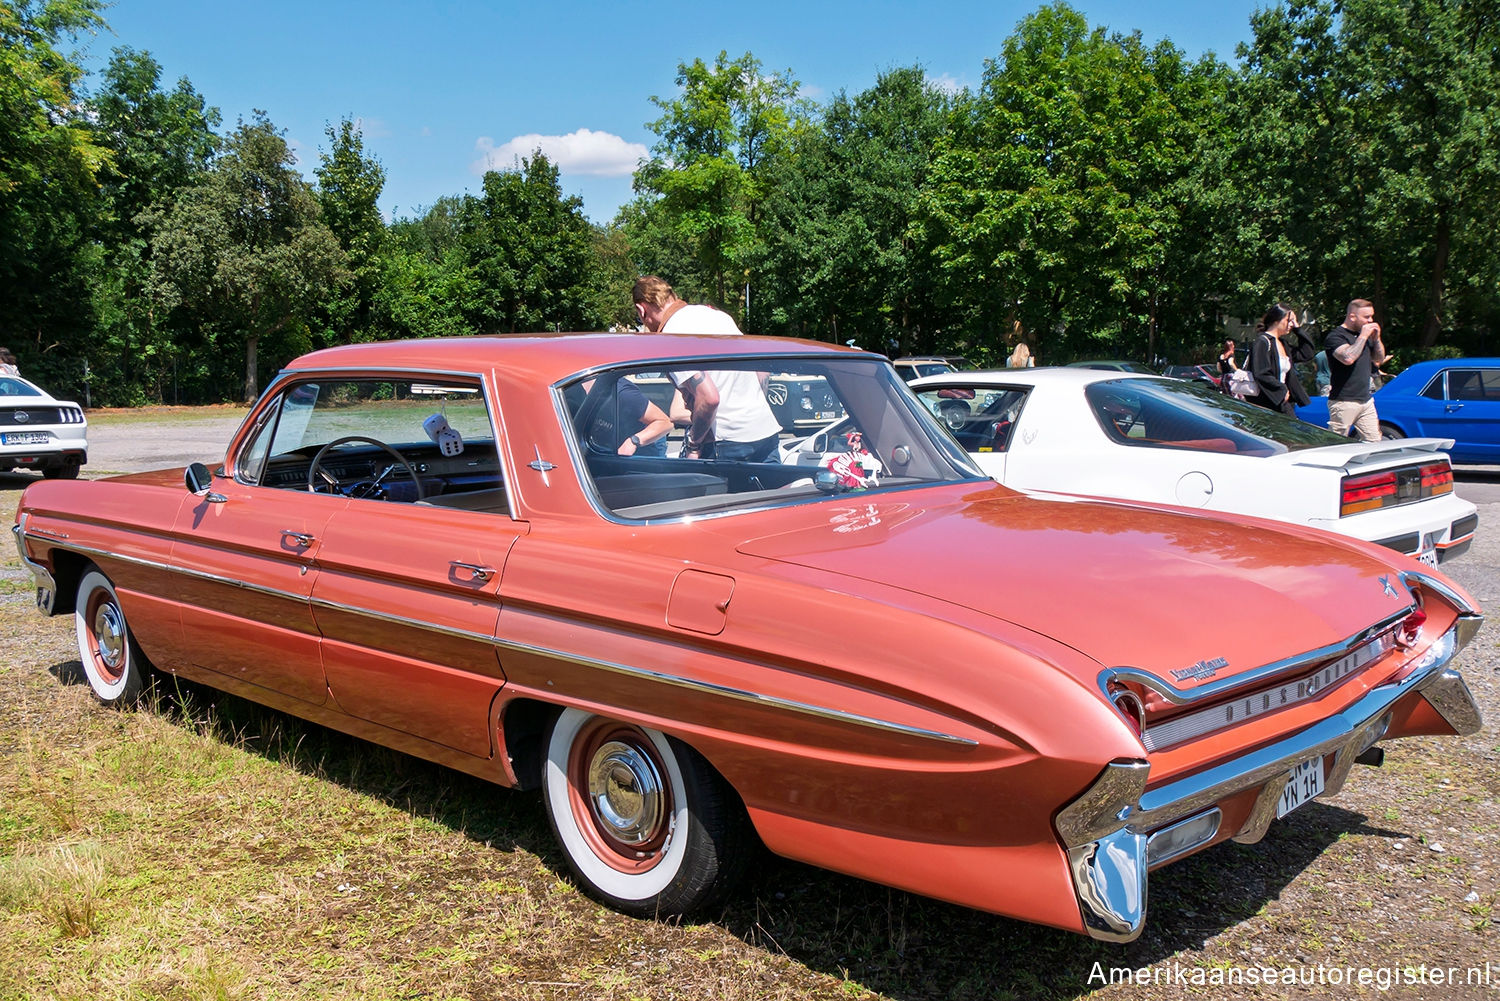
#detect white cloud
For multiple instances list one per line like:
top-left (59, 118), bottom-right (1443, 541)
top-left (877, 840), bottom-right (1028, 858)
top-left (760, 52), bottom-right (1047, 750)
top-left (928, 73), bottom-right (965, 96)
top-left (472, 129), bottom-right (647, 177)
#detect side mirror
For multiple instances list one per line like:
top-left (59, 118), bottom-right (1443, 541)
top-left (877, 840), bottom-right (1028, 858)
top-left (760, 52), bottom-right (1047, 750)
top-left (185, 462), bottom-right (227, 503)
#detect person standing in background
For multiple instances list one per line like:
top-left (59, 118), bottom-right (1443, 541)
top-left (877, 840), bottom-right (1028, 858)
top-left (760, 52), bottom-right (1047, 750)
top-left (1217, 339), bottom-right (1239, 394)
top-left (1007, 343), bottom-right (1034, 368)
top-left (631, 275), bottom-right (783, 461)
top-left (1325, 298), bottom-right (1387, 441)
top-left (1247, 304), bottom-right (1316, 415)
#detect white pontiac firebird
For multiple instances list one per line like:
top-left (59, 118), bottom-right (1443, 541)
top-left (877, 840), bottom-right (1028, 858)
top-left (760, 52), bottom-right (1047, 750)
top-left (780, 367), bottom-right (1477, 565)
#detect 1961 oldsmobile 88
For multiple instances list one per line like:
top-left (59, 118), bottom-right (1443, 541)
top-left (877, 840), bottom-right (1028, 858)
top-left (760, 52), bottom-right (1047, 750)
top-left (11, 334), bottom-right (1484, 941)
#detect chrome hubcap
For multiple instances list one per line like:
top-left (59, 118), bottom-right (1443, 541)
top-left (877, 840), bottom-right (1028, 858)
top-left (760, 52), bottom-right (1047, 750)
top-left (587, 739), bottom-right (664, 845)
top-left (93, 602), bottom-right (125, 670)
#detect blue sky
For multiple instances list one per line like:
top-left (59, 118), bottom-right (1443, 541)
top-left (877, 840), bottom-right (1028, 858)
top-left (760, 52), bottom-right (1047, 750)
top-left (78, 1), bottom-right (1270, 223)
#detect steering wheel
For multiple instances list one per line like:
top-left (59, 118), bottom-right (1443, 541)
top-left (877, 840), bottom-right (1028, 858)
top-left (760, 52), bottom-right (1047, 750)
top-left (307, 435), bottom-right (424, 501)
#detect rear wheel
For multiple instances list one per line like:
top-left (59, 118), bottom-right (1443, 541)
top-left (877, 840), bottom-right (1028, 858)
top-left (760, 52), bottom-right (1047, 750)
top-left (43, 463), bottom-right (80, 480)
top-left (74, 568), bottom-right (148, 705)
top-left (1379, 423), bottom-right (1405, 441)
top-left (542, 708), bottom-right (750, 916)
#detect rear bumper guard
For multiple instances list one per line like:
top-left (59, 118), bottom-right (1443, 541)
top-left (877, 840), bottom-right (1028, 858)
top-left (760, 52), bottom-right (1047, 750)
top-left (1056, 617), bottom-right (1482, 942)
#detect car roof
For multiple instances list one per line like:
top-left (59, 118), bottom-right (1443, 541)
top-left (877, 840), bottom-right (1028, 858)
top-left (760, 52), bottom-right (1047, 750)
top-left (287, 333), bottom-right (865, 384)
top-left (1396, 357), bottom-right (1500, 375)
top-left (908, 367), bottom-right (1155, 390)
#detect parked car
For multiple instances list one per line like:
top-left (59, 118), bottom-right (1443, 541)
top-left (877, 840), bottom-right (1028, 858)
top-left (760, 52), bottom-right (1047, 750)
top-left (1297, 358), bottom-right (1500, 464)
top-left (14, 335), bottom-right (1483, 943)
top-left (891, 355), bottom-right (969, 382)
top-left (788, 367), bottom-right (1477, 565)
top-left (765, 372), bottom-right (845, 430)
top-left (1162, 363), bottom-right (1223, 389)
top-left (1066, 360), bottom-right (1158, 374)
top-left (0, 374), bottom-right (87, 479)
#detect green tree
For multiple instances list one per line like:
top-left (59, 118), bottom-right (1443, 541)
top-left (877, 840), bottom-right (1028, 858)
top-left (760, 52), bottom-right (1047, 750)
top-left (315, 118), bottom-right (386, 341)
top-left (146, 113), bottom-right (348, 400)
top-left (0, 0), bottom-right (110, 388)
top-left (634, 51), bottom-right (803, 319)
top-left (759, 66), bottom-right (956, 353)
top-left (1229, 0), bottom-right (1500, 352)
top-left (87, 46), bottom-right (219, 403)
top-left (924, 3), bottom-right (1226, 362)
top-left (455, 151), bottom-right (595, 332)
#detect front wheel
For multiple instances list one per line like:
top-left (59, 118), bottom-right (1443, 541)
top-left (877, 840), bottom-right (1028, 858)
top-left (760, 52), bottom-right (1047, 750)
top-left (74, 568), bottom-right (148, 705)
top-left (542, 708), bottom-right (750, 916)
top-left (1380, 423), bottom-right (1405, 441)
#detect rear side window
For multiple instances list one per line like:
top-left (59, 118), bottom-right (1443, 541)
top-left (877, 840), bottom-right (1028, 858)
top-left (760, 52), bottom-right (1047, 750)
top-left (914, 385), bottom-right (1030, 452)
top-left (1447, 369), bottom-right (1500, 402)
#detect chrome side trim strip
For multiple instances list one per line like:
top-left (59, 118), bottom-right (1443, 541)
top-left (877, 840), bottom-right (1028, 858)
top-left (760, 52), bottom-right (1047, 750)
top-left (1100, 606), bottom-right (1413, 707)
top-left (23, 533), bottom-right (976, 747)
top-left (485, 630), bottom-right (979, 747)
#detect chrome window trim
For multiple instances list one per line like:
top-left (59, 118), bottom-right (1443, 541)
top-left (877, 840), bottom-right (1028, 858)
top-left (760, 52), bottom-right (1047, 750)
top-left (23, 534), bottom-right (975, 747)
top-left (1417, 368), bottom-right (1448, 401)
top-left (1098, 604), bottom-right (1413, 708)
top-left (243, 367), bottom-right (518, 520)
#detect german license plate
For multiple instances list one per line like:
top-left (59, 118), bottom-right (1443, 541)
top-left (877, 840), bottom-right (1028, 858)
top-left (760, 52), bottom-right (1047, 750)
top-left (1276, 757), bottom-right (1325, 818)
top-left (2, 431), bottom-right (50, 445)
top-left (1416, 531), bottom-right (1441, 566)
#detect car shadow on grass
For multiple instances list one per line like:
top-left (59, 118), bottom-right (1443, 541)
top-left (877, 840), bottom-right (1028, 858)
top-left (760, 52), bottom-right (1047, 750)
top-left (716, 799), bottom-right (1405, 1001)
top-left (47, 659), bottom-right (556, 861)
top-left (46, 657), bottom-right (1405, 1001)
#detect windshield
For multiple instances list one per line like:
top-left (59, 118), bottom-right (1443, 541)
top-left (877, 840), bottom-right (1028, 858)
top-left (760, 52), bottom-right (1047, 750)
top-left (561, 356), bottom-right (984, 521)
top-left (1084, 377), bottom-right (1350, 455)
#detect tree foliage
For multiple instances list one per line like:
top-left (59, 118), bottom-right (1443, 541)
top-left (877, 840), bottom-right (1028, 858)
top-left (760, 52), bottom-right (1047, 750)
top-left (146, 114), bottom-right (348, 401)
top-left (632, 51), bottom-right (804, 318)
top-left (0, 0), bottom-right (110, 388)
top-left (5, 1), bottom-right (1499, 406)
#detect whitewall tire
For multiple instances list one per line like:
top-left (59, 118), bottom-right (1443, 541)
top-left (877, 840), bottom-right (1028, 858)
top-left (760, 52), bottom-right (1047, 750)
top-left (542, 708), bottom-right (750, 916)
top-left (74, 568), bottom-right (147, 705)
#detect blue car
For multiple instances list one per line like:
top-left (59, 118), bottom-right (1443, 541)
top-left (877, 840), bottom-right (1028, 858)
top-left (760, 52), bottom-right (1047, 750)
top-left (1295, 358), bottom-right (1500, 464)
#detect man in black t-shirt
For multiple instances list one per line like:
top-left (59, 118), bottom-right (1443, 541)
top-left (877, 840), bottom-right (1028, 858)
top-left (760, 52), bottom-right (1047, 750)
top-left (1324, 298), bottom-right (1387, 441)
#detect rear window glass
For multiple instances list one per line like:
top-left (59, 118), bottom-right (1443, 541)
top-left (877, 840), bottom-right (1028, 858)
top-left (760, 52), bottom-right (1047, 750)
top-left (1084, 378), bottom-right (1348, 455)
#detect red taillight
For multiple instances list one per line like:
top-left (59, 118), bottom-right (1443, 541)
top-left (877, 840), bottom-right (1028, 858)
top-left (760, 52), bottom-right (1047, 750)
top-left (1398, 607), bottom-right (1427, 647)
top-left (1420, 462), bottom-right (1452, 495)
top-left (1341, 471), bottom-right (1397, 515)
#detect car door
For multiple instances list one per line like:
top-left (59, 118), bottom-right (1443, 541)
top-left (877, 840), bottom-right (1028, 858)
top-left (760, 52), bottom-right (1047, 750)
top-left (170, 462), bottom-right (343, 706)
top-left (312, 501), bottom-right (520, 757)
top-left (1433, 368), bottom-right (1500, 463)
top-left (304, 376), bottom-right (520, 758)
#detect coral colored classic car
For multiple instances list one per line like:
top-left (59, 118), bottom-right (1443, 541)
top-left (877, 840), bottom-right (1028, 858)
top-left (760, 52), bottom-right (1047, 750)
top-left (11, 334), bottom-right (1486, 942)
top-left (788, 368), bottom-right (1478, 565)
top-left (1297, 357), bottom-right (1500, 464)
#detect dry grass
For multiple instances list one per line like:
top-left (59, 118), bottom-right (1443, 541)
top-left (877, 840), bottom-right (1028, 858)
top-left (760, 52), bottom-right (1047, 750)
top-left (2, 463), bottom-right (1498, 1000)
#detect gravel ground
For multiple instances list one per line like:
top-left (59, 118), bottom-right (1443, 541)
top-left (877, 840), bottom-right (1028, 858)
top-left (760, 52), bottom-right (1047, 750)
top-left (4, 408), bottom-right (1499, 1000)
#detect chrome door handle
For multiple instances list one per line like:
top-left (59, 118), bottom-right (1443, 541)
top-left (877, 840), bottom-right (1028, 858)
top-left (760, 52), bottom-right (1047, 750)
top-left (451, 560), bottom-right (494, 583)
top-left (281, 529), bottom-right (315, 547)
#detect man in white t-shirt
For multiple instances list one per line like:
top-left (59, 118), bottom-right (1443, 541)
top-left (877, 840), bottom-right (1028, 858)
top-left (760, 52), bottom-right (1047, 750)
top-left (631, 275), bottom-right (782, 461)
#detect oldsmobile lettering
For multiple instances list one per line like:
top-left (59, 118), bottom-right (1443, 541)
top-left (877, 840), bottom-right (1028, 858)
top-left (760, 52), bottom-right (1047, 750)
top-left (1172, 656), bottom-right (1229, 683)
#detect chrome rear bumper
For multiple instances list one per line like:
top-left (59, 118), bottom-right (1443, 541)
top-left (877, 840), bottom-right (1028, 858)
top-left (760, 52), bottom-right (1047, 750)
top-left (1056, 617), bottom-right (1482, 942)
